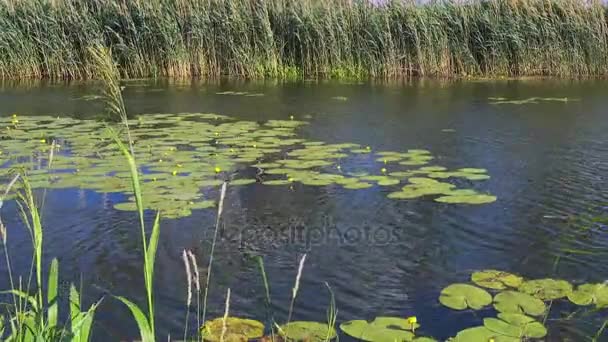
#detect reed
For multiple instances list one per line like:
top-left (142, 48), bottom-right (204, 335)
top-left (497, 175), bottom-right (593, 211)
top-left (0, 0), bottom-right (607, 80)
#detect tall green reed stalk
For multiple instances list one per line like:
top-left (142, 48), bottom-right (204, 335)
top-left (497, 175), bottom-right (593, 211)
top-left (1, 0), bottom-right (607, 80)
top-left (88, 45), bottom-right (160, 342)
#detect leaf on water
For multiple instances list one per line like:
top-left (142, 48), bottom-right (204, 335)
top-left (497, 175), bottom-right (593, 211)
top-left (340, 316), bottom-right (417, 342)
top-left (439, 284), bottom-right (492, 310)
top-left (201, 317), bottom-right (264, 341)
top-left (452, 326), bottom-right (519, 342)
top-left (493, 291), bottom-right (546, 316)
top-left (230, 178), bottom-right (257, 186)
top-left (471, 270), bottom-right (524, 290)
top-left (518, 279), bottom-right (572, 300)
top-left (568, 283), bottom-right (608, 308)
top-left (484, 313), bottom-right (547, 339)
top-left (434, 194), bottom-right (496, 204)
top-left (279, 321), bottom-right (336, 341)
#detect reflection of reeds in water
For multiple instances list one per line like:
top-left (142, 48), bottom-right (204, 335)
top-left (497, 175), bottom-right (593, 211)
top-left (1, 0), bottom-right (607, 79)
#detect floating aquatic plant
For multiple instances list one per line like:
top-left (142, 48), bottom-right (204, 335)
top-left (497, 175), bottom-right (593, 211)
top-left (340, 317), bottom-right (418, 341)
top-left (471, 270), bottom-right (523, 290)
top-left (200, 317), bottom-right (264, 341)
top-left (483, 313), bottom-right (547, 339)
top-left (568, 283), bottom-right (608, 308)
top-left (0, 113), bottom-right (495, 218)
top-left (518, 279), bottom-right (573, 300)
top-left (278, 321), bottom-right (336, 341)
top-left (493, 291), bottom-right (546, 316)
top-left (439, 284), bottom-right (492, 310)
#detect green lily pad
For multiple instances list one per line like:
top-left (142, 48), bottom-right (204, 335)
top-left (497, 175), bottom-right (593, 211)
top-left (452, 326), bottom-right (519, 342)
top-left (471, 270), bottom-right (524, 290)
top-left (439, 284), bottom-right (492, 310)
top-left (568, 283), bottom-right (608, 308)
top-left (230, 178), bottom-right (257, 186)
top-left (519, 279), bottom-right (572, 300)
top-left (263, 179), bottom-right (293, 186)
top-left (340, 316), bottom-right (417, 342)
top-left (279, 321), bottom-right (336, 341)
top-left (434, 194), bottom-right (496, 204)
top-left (484, 313), bottom-right (547, 338)
top-left (493, 291), bottom-right (546, 316)
top-left (343, 182), bottom-right (373, 189)
top-left (201, 317), bottom-right (264, 341)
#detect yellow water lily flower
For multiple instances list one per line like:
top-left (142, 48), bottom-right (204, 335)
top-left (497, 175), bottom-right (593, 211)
top-left (290, 115), bottom-right (294, 120)
top-left (172, 170), bottom-right (178, 176)
top-left (381, 167), bottom-right (387, 173)
top-left (366, 146), bottom-right (371, 150)
top-left (214, 166), bottom-right (221, 173)
top-left (176, 163), bottom-right (183, 168)
top-left (40, 139), bottom-right (46, 143)
top-left (406, 316), bottom-right (417, 325)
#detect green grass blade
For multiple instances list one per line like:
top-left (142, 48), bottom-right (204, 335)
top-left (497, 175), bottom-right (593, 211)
top-left (69, 285), bottom-right (101, 342)
top-left (145, 212), bottom-right (161, 287)
top-left (47, 258), bottom-right (58, 329)
top-left (115, 296), bottom-right (153, 342)
top-left (0, 290), bottom-right (38, 312)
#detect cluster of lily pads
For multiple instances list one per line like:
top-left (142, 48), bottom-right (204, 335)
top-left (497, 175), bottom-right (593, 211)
top-left (488, 97), bottom-right (579, 105)
top-left (200, 315), bottom-right (435, 341)
top-left (439, 269), bottom-right (607, 341)
top-left (1, 112), bottom-right (494, 218)
top-left (197, 270), bottom-right (607, 341)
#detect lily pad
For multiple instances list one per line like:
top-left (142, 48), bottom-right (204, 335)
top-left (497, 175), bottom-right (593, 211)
top-left (568, 283), bottom-right (608, 308)
top-left (434, 194), bottom-right (496, 204)
top-left (279, 321), bottom-right (336, 341)
top-left (484, 313), bottom-right (547, 338)
top-left (201, 317), bottom-right (264, 341)
top-left (230, 178), bottom-right (257, 186)
top-left (439, 284), bottom-right (492, 310)
top-left (519, 279), bottom-right (572, 300)
top-left (493, 291), bottom-right (546, 316)
top-left (471, 270), bottom-right (524, 290)
top-left (340, 316), bottom-right (417, 342)
top-left (452, 326), bottom-right (518, 342)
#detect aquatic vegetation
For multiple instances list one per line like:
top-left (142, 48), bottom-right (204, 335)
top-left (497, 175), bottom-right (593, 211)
top-left (331, 96), bottom-right (348, 101)
top-left (340, 317), bottom-right (419, 341)
top-left (489, 97), bottom-right (580, 105)
top-left (493, 291), bottom-right (546, 316)
top-left (518, 278), bottom-right (573, 300)
top-left (201, 317), bottom-right (264, 341)
top-left (453, 326), bottom-right (518, 342)
top-left (0, 111), bottom-right (495, 218)
top-left (439, 284), bottom-right (492, 310)
top-left (471, 270), bottom-right (523, 290)
top-left (483, 313), bottom-right (547, 339)
top-left (279, 321), bottom-right (336, 341)
top-left (216, 91), bottom-right (265, 97)
top-left (568, 284), bottom-right (608, 308)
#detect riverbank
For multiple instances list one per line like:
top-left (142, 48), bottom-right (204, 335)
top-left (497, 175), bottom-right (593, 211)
top-left (1, 0), bottom-right (607, 80)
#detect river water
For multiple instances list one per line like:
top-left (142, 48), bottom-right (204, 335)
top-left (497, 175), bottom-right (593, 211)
top-left (1, 78), bottom-right (607, 341)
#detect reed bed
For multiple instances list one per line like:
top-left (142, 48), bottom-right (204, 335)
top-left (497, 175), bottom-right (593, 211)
top-left (0, 0), bottom-right (607, 79)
